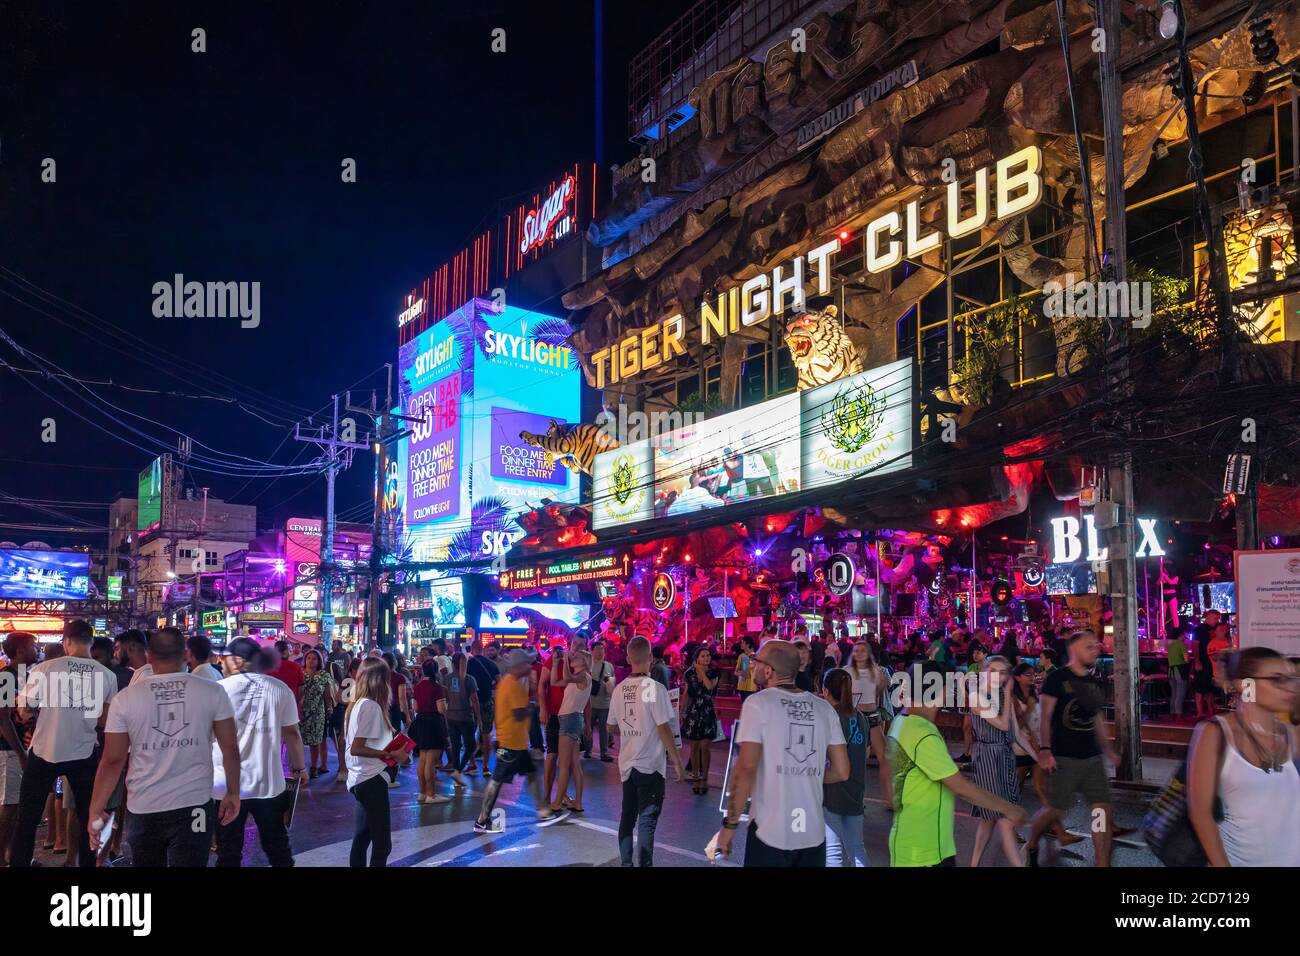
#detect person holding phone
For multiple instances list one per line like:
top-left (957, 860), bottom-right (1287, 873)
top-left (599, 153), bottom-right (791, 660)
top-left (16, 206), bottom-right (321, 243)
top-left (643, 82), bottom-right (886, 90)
top-left (552, 649), bottom-right (592, 813)
top-left (88, 627), bottom-right (241, 867)
top-left (345, 658), bottom-right (410, 867)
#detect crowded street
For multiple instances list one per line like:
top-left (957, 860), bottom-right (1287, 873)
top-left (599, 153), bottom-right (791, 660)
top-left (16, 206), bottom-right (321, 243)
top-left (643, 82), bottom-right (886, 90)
top-left (2, 0), bottom-right (1299, 939)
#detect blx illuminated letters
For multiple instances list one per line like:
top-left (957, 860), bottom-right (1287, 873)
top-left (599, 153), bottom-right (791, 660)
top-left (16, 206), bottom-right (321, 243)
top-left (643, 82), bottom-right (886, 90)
top-left (1050, 515), bottom-right (1166, 563)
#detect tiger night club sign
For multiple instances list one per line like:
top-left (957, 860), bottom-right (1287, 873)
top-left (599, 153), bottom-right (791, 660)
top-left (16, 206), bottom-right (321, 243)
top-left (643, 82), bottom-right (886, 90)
top-left (592, 357), bottom-right (913, 529)
top-left (588, 146), bottom-right (1042, 389)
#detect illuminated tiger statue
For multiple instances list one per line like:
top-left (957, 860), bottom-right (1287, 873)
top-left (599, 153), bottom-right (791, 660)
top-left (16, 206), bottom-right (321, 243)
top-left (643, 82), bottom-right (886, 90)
top-left (518, 419), bottom-right (619, 476)
top-left (505, 606), bottom-right (575, 641)
top-left (600, 594), bottom-right (661, 642)
top-left (783, 304), bottom-right (865, 390)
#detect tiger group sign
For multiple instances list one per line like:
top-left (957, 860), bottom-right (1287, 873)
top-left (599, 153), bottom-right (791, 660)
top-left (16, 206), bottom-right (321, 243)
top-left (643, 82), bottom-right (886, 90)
top-left (592, 357), bottom-right (912, 529)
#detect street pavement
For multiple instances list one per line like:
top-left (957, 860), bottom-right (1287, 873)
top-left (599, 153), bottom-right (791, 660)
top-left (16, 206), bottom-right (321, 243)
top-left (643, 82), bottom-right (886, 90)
top-left (31, 735), bottom-right (1162, 868)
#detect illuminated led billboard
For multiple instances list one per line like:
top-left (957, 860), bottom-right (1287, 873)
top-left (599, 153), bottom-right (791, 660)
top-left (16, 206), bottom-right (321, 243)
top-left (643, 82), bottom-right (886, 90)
top-left (592, 358), bottom-right (913, 530)
top-left (0, 549), bottom-right (91, 600)
top-left (137, 456), bottom-right (163, 534)
top-left (396, 298), bottom-right (581, 565)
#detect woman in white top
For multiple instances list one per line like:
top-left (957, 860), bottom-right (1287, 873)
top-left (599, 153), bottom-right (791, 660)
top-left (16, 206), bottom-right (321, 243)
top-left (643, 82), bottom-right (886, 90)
top-left (846, 640), bottom-right (892, 809)
top-left (1188, 646), bottom-right (1300, 866)
top-left (345, 658), bottom-right (410, 867)
top-left (551, 649), bottom-right (592, 813)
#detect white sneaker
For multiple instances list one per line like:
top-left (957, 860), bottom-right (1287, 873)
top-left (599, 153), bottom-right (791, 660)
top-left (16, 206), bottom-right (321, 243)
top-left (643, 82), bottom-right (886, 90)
top-left (428, 794), bottom-right (452, 805)
top-left (417, 794), bottom-right (430, 805)
top-left (451, 771), bottom-right (468, 788)
top-left (536, 808), bottom-right (570, 828)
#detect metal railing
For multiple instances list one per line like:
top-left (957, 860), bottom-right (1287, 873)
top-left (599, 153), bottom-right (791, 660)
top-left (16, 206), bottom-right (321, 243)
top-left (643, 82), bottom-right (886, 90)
top-left (628, 0), bottom-right (818, 140)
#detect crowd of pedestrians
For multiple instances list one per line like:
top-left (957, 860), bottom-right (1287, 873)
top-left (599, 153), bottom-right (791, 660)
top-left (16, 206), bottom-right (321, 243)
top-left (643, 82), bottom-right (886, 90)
top-left (0, 617), bottom-right (1295, 869)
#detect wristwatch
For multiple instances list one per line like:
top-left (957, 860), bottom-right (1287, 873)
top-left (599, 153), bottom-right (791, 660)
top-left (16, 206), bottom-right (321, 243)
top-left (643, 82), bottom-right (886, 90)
top-left (721, 817), bottom-right (739, 830)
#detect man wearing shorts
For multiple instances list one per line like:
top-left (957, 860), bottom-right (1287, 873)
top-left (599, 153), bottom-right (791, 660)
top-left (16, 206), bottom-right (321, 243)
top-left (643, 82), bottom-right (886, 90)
top-left (1024, 630), bottom-right (1117, 866)
top-left (473, 650), bottom-right (569, 833)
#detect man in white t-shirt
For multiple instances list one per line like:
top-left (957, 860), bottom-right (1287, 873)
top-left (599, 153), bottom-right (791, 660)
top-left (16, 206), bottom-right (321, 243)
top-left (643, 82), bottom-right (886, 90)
top-left (212, 637), bottom-right (306, 867)
top-left (606, 637), bottom-right (683, 867)
top-left (711, 639), bottom-right (848, 867)
top-left (88, 627), bottom-right (240, 867)
top-left (9, 620), bottom-right (119, 868)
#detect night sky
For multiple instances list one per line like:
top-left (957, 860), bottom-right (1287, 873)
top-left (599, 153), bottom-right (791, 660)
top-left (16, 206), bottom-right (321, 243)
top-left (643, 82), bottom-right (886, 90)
top-left (0, 0), bottom-right (693, 546)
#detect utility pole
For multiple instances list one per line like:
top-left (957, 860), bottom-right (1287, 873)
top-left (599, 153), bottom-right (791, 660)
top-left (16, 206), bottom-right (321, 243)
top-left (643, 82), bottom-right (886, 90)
top-left (295, 395), bottom-right (368, 646)
top-left (346, 365), bottom-right (418, 650)
top-left (1096, 0), bottom-right (1142, 783)
top-left (190, 486), bottom-right (208, 635)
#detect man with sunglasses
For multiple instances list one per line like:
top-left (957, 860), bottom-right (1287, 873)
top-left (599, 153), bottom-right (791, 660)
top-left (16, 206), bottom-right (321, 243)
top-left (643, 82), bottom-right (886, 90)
top-left (711, 640), bottom-right (849, 866)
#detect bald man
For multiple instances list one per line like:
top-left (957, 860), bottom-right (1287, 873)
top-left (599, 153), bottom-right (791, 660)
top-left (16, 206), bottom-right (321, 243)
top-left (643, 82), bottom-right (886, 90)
top-left (713, 639), bottom-right (849, 866)
top-left (89, 627), bottom-right (241, 867)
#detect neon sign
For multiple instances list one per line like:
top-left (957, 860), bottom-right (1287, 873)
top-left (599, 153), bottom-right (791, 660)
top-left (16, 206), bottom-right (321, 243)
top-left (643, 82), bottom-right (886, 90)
top-left (519, 176), bottom-right (575, 254)
top-left (1050, 514), bottom-right (1166, 563)
top-left (398, 294), bottom-right (425, 329)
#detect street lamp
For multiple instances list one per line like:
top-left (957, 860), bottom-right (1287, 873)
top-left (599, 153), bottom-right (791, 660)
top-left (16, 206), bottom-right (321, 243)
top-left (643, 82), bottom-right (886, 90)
top-left (1158, 0), bottom-right (1178, 40)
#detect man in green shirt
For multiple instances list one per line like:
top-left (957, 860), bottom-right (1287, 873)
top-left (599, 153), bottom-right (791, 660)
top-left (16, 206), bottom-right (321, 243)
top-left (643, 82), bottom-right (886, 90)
top-left (888, 660), bottom-right (1026, 866)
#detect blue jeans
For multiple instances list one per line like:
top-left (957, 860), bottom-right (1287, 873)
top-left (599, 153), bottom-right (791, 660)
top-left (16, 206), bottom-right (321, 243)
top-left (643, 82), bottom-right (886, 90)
top-left (618, 769), bottom-right (664, 866)
top-left (1169, 667), bottom-right (1187, 716)
top-left (824, 812), bottom-right (868, 867)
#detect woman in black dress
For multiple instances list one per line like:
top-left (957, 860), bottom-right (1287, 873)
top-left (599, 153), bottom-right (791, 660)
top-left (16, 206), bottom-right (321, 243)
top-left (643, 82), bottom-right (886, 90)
top-left (1194, 622), bottom-right (1217, 718)
top-left (681, 647), bottom-right (719, 795)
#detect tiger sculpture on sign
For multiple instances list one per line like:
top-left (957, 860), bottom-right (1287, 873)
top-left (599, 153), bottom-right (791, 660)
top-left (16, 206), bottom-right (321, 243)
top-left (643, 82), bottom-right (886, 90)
top-left (782, 304), bottom-right (865, 390)
top-left (518, 419), bottom-right (619, 476)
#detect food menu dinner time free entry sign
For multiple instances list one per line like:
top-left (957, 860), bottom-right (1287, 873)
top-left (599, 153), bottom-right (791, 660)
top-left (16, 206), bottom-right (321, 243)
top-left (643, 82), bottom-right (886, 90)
top-left (498, 551), bottom-right (632, 590)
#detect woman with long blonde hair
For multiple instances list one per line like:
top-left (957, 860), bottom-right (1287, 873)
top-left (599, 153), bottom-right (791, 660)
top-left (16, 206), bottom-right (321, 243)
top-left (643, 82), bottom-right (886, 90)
top-left (345, 658), bottom-right (409, 867)
top-left (551, 649), bottom-right (591, 812)
top-left (847, 640), bottom-right (892, 808)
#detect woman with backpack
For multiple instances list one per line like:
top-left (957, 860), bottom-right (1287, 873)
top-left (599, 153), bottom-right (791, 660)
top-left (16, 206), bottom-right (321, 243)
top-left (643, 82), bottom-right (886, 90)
top-left (1186, 647), bottom-right (1300, 866)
